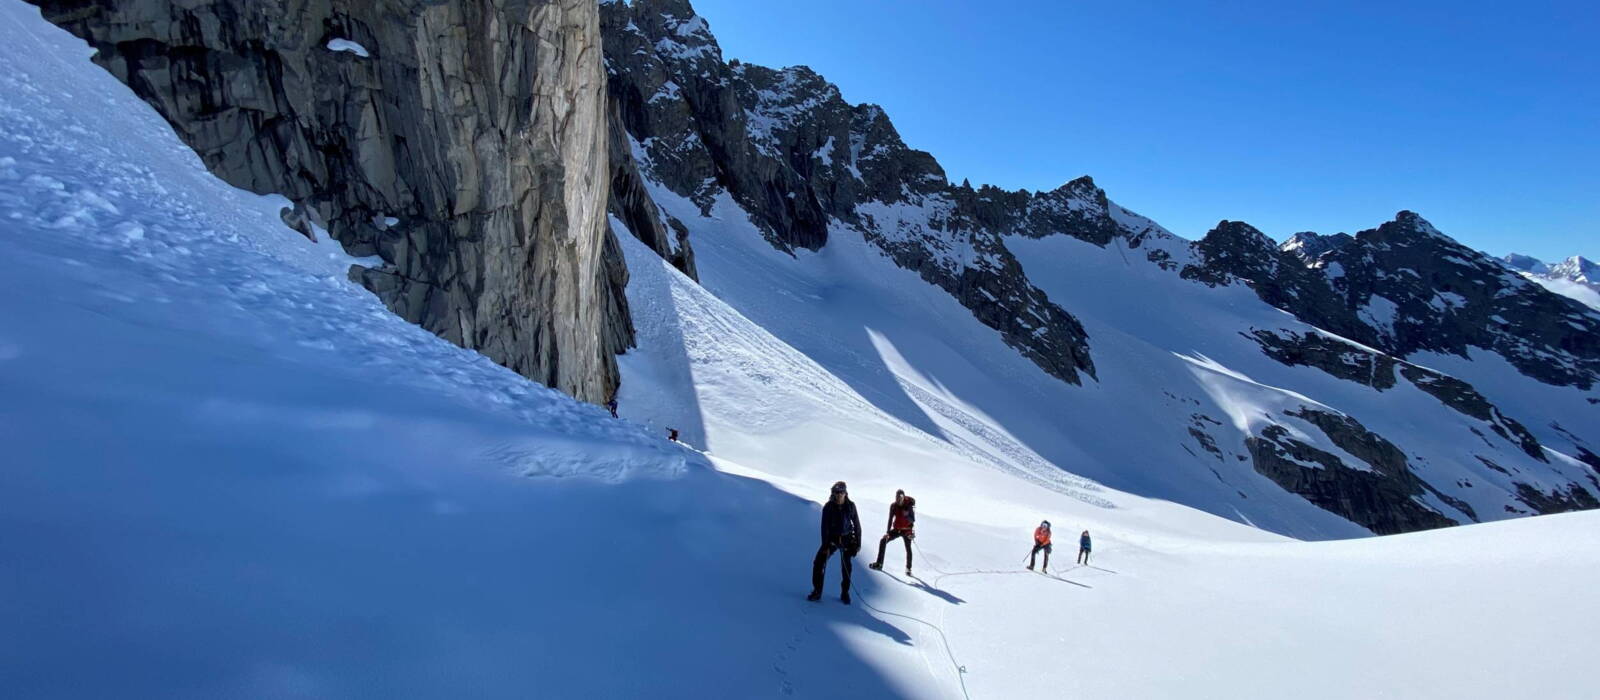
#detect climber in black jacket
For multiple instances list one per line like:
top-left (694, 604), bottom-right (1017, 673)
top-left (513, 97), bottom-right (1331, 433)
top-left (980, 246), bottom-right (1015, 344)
top-left (809, 481), bottom-right (862, 604)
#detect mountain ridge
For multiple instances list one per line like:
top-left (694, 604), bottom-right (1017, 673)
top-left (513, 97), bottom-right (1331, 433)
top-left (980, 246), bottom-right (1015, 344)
top-left (601, 0), bottom-right (1600, 534)
top-left (21, 0), bottom-right (1596, 537)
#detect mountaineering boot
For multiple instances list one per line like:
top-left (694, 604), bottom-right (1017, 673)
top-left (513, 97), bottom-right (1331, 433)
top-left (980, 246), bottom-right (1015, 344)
top-left (807, 590), bottom-right (822, 602)
top-left (906, 567), bottom-right (913, 576)
top-left (841, 591), bottom-right (851, 605)
top-left (1026, 564), bottom-right (1034, 571)
top-left (868, 562), bottom-right (882, 571)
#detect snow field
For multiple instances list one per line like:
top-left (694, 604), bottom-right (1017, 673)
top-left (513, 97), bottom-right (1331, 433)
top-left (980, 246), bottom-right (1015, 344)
top-left (3, 2), bottom-right (1598, 698)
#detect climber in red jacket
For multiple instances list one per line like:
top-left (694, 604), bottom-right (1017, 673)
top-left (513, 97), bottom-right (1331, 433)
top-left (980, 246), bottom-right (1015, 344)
top-left (1027, 520), bottom-right (1053, 573)
top-left (868, 489), bottom-right (916, 575)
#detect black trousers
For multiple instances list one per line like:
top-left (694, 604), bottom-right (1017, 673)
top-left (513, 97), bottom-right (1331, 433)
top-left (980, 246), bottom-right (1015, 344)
top-left (874, 529), bottom-right (913, 569)
top-left (812, 540), bottom-right (852, 594)
top-left (1030, 542), bottom-right (1052, 569)
top-left (1077, 547), bottom-right (1090, 564)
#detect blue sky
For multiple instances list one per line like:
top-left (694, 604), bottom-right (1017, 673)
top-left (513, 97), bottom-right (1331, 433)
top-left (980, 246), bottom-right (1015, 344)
top-left (687, 0), bottom-right (1597, 261)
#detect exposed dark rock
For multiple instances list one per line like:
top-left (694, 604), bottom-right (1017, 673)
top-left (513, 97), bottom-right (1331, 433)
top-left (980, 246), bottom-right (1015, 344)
top-left (1422, 484), bottom-right (1479, 522)
top-left (1476, 456), bottom-right (1512, 476)
top-left (1514, 482), bottom-right (1600, 514)
top-left (1185, 221), bottom-right (1373, 345)
top-left (1280, 231), bottom-right (1353, 263)
top-left (1575, 446), bottom-right (1600, 474)
top-left (1194, 212), bottom-right (1600, 390)
top-left (1398, 366), bottom-right (1546, 461)
top-left (1246, 329), bottom-right (1549, 463)
top-left (1247, 329), bottom-right (1398, 389)
top-left (1324, 212), bottom-right (1600, 388)
top-left (31, 0), bottom-right (632, 403)
top-left (1187, 413), bottom-right (1225, 460)
top-left (277, 204), bottom-right (316, 242)
top-left (1246, 412), bottom-right (1457, 535)
top-left (605, 90), bottom-right (697, 279)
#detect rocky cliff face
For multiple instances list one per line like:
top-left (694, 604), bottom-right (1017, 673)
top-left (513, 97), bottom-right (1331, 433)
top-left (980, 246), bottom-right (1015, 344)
top-left (1246, 409), bottom-right (1460, 535)
top-left (29, 0), bottom-right (632, 403)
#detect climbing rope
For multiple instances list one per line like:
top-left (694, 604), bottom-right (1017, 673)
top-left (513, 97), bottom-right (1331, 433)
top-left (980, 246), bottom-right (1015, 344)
top-left (853, 592), bottom-right (974, 700)
top-left (851, 540), bottom-right (1107, 700)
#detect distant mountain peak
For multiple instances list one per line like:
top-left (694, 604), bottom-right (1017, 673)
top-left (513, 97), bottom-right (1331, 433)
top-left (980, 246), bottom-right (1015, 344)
top-left (1551, 255), bottom-right (1598, 283)
top-left (1391, 210), bottom-right (1445, 237)
top-left (1281, 231), bottom-right (1353, 262)
top-left (1502, 253), bottom-right (1550, 274)
top-left (1504, 253), bottom-right (1598, 289)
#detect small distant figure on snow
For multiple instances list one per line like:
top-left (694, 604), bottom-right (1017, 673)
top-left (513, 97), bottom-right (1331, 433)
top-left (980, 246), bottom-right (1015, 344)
top-left (1027, 520), bottom-right (1052, 573)
top-left (809, 481), bottom-right (862, 604)
top-left (606, 398), bottom-right (618, 418)
top-left (868, 489), bottom-right (915, 576)
top-left (1078, 530), bottom-right (1092, 565)
top-left (667, 427), bottom-right (679, 442)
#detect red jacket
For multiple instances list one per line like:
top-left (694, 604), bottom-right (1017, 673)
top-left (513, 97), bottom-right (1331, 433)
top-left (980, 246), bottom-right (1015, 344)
top-left (888, 498), bottom-right (916, 531)
top-left (1034, 526), bottom-right (1052, 546)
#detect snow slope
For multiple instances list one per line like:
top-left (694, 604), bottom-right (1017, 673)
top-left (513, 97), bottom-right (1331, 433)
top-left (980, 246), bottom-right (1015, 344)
top-left (614, 209), bottom-right (1600, 699)
top-left (618, 144), bottom-right (1593, 540)
top-left (3, 3), bottom-right (1598, 699)
top-left (0, 6), bottom-right (917, 697)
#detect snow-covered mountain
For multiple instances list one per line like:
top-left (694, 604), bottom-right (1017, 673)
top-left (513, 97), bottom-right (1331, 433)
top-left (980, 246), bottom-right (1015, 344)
top-left (598, 0), bottom-right (1600, 537)
top-left (1503, 253), bottom-right (1600, 311)
top-left (29, 0), bottom-right (1595, 539)
top-left (5, 2), bottom-right (1599, 698)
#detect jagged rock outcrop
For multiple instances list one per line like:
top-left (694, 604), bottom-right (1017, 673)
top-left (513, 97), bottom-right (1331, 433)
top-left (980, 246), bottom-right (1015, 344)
top-left (1193, 212), bottom-right (1600, 389)
top-left (1247, 329), bottom-right (1400, 390)
top-left (1246, 408), bottom-right (1458, 535)
top-left (31, 0), bottom-right (632, 403)
top-left (606, 91), bottom-right (696, 279)
top-left (1185, 221), bottom-right (1374, 345)
top-left (1280, 231), bottom-right (1353, 263)
top-left (599, 0), bottom-right (1175, 385)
